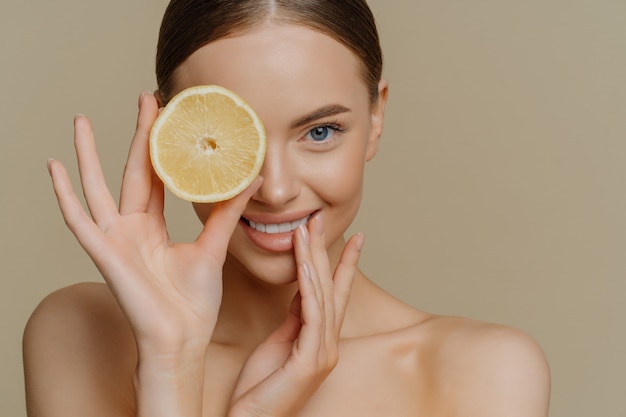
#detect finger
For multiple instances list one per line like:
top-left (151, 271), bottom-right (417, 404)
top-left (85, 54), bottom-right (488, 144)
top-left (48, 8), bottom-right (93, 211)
top-left (307, 214), bottom-right (335, 339)
top-left (293, 259), bottom-right (324, 358)
top-left (74, 115), bottom-right (118, 228)
top-left (332, 233), bottom-right (364, 333)
top-left (293, 225), bottom-right (324, 310)
top-left (48, 159), bottom-right (105, 253)
top-left (308, 213), bottom-right (332, 279)
top-left (293, 226), bottom-right (330, 362)
top-left (145, 168), bottom-right (165, 215)
top-left (195, 176), bottom-right (263, 261)
top-left (119, 92), bottom-right (160, 215)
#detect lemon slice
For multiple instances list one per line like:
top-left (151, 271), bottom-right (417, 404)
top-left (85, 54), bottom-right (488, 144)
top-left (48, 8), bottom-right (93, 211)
top-left (150, 85), bottom-right (266, 202)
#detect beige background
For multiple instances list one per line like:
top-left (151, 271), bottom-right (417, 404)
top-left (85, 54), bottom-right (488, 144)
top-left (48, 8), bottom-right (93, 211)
top-left (2, 0), bottom-right (624, 416)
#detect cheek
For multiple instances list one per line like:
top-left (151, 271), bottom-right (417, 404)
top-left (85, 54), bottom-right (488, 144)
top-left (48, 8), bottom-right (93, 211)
top-left (311, 148), bottom-right (366, 250)
top-left (307, 137), bottom-right (368, 208)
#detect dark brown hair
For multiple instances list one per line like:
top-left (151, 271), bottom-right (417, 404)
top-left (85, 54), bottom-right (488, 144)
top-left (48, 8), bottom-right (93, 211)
top-left (156, 0), bottom-right (383, 104)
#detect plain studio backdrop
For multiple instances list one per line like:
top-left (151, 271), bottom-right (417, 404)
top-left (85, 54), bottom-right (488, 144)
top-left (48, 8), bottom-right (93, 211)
top-left (1, 1), bottom-right (625, 416)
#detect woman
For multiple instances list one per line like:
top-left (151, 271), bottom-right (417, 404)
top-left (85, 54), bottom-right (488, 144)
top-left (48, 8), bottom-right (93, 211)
top-left (23, 1), bottom-right (550, 416)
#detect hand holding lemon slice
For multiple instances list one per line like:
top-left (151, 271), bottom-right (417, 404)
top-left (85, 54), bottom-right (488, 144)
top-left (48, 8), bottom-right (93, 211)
top-left (150, 85), bottom-right (266, 203)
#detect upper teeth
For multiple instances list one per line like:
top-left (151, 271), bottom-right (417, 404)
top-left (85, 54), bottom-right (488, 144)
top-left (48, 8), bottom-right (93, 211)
top-left (248, 215), bottom-right (310, 234)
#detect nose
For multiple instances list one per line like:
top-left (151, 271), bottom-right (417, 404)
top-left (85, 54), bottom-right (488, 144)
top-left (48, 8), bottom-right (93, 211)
top-left (253, 141), bottom-right (300, 207)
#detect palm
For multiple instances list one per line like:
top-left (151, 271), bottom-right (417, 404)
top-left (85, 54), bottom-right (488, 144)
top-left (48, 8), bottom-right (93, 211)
top-left (91, 211), bottom-right (223, 349)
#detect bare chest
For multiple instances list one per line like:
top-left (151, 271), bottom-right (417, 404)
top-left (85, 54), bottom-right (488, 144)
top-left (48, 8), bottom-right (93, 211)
top-left (201, 336), bottom-right (436, 417)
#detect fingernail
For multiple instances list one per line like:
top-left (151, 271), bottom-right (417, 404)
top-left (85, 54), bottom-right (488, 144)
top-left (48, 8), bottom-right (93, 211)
top-left (298, 224), bottom-right (310, 245)
top-left (314, 213), bottom-right (324, 235)
top-left (300, 261), bottom-right (312, 279)
top-left (47, 158), bottom-right (54, 174)
top-left (138, 91), bottom-right (153, 108)
top-left (355, 233), bottom-right (365, 251)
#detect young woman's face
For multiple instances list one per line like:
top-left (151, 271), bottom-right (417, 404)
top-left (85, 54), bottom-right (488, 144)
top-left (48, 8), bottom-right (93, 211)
top-left (172, 23), bottom-right (386, 284)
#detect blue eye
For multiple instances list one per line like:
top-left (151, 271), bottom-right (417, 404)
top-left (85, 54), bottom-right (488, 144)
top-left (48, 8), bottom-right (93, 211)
top-left (308, 126), bottom-right (333, 142)
top-left (299, 122), bottom-right (345, 148)
top-left (306, 124), bottom-right (341, 142)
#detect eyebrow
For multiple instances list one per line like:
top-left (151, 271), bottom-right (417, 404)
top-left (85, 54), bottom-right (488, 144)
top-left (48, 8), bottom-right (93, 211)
top-left (291, 104), bottom-right (352, 129)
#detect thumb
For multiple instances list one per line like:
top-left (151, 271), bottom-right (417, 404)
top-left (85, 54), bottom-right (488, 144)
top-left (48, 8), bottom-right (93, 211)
top-left (195, 176), bottom-right (263, 260)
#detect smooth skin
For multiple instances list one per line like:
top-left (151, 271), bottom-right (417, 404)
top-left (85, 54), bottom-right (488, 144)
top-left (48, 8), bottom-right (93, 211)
top-left (24, 24), bottom-right (550, 417)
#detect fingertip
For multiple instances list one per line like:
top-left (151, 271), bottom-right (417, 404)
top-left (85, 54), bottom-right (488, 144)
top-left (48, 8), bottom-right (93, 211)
top-left (46, 158), bottom-right (65, 179)
top-left (138, 91), bottom-right (153, 109)
top-left (312, 212), bottom-right (325, 236)
top-left (73, 114), bottom-right (93, 134)
top-left (73, 114), bottom-right (87, 130)
top-left (337, 233), bottom-right (365, 271)
top-left (354, 232), bottom-right (365, 252)
top-left (237, 175), bottom-right (263, 201)
top-left (141, 91), bottom-right (159, 110)
top-left (135, 93), bottom-right (159, 134)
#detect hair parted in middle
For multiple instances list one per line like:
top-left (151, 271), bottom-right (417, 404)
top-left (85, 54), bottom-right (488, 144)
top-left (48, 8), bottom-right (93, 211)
top-left (156, 0), bottom-right (383, 104)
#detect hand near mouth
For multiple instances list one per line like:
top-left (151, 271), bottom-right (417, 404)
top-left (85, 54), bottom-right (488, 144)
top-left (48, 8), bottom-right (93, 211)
top-left (228, 213), bottom-right (365, 417)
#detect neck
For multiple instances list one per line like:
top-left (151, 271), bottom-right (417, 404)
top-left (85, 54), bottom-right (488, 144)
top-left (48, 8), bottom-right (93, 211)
top-left (212, 254), bottom-right (299, 347)
top-left (213, 235), bottom-right (348, 346)
top-left (211, 239), bottom-right (410, 348)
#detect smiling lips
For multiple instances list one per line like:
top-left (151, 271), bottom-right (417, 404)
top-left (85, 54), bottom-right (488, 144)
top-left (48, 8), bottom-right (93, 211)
top-left (246, 215), bottom-right (310, 234)
top-left (241, 214), bottom-right (312, 252)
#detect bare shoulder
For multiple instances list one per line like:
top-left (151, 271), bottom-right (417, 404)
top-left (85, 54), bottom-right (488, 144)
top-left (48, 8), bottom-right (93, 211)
top-left (23, 282), bottom-right (134, 354)
top-left (415, 315), bottom-right (551, 417)
top-left (23, 282), bottom-right (136, 417)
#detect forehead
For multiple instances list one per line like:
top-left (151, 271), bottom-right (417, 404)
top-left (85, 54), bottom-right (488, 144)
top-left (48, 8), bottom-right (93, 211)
top-left (173, 24), bottom-right (369, 122)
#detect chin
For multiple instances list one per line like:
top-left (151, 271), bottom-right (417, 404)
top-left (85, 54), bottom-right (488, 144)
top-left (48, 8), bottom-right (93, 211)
top-left (226, 249), bottom-right (299, 287)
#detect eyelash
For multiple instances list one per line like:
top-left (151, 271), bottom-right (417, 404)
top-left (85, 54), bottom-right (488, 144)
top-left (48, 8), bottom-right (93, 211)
top-left (301, 120), bottom-right (346, 147)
